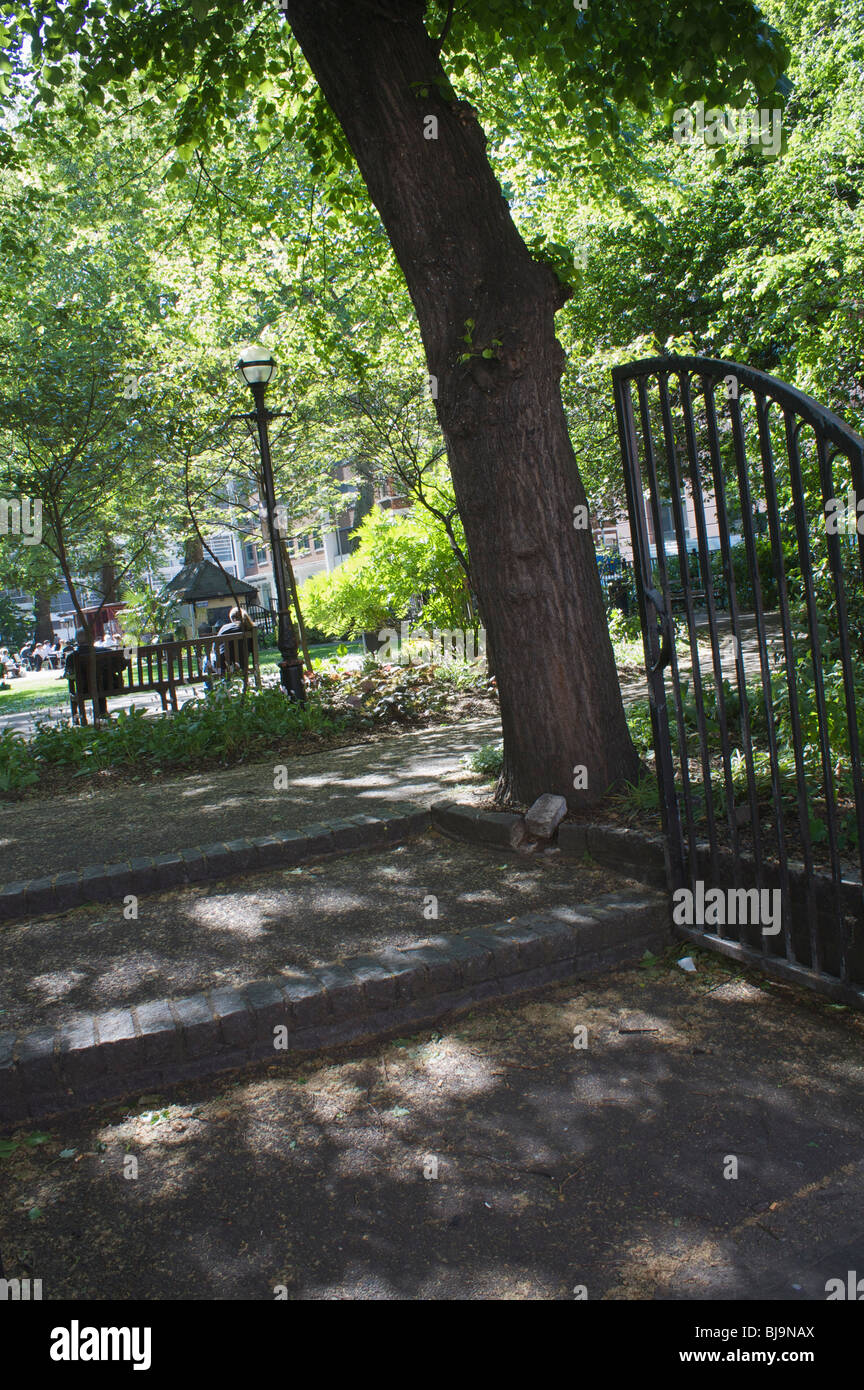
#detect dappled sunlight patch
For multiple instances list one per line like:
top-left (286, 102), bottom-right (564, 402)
top-left (85, 1104), bottom-right (212, 1199)
top-left (419, 1263), bottom-right (557, 1300)
top-left (100, 1102), bottom-right (204, 1148)
top-left (456, 889), bottom-right (509, 908)
top-left (706, 979), bottom-right (768, 1004)
top-left (185, 895), bottom-right (273, 938)
top-left (292, 1073), bottom-right (369, 1127)
top-left (29, 968), bottom-right (89, 1004)
top-left (602, 1229), bottom-right (729, 1300)
top-left (380, 1035), bottom-right (502, 1104)
top-left (279, 888), bottom-right (370, 915)
top-left (86, 955), bottom-right (168, 1000)
top-left (198, 794), bottom-right (278, 815)
top-left (370, 859), bottom-right (411, 881)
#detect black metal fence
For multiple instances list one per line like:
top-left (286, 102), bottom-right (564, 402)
top-left (596, 551), bottom-right (636, 614)
top-left (613, 354), bottom-right (864, 1006)
top-left (247, 603), bottom-right (276, 637)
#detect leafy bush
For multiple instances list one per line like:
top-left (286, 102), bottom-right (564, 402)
top-left (607, 606), bottom-right (644, 665)
top-left (301, 502), bottom-right (475, 638)
top-left (26, 685), bottom-right (350, 781)
top-left (0, 728), bottom-right (39, 793)
top-left (464, 740), bottom-right (504, 779)
top-left (624, 700), bottom-right (654, 754)
top-left (626, 635), bottom-right (864, 849)
top-left (0, 656), bottom-right (499, 797)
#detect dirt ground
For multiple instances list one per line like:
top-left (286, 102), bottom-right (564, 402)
top-left (0, 832), bottom-right (635, 1032)
top-left (2, 948), bottom-right (864, 1301)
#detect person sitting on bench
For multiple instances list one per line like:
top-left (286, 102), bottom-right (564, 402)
top-left (215, 608), bottom-right (256, 679)
top-left (65, 627), bottom-right (127, 718)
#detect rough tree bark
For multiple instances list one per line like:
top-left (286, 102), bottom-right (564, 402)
top-left (286, 0), bottom-right (639, 807)
top-left (100, 557), bottom-right (118, 605)
top-left (34, 591), bottom-right (54, 642)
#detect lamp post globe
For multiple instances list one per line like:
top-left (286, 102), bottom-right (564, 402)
top-left (235, 347), bottom-right (276, 387)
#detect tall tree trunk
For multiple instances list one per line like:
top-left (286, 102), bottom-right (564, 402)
top-left (285, 0), bottom-right (639, 807)
top-left (100, 557), bottom-right (118, 605)
top-left (34, 591), bottom-right (54, 642)
top-left (184, 536), bottom-right (204, 564)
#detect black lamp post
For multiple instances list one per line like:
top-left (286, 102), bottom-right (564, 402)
top-left (235, 347), bottom-right (305, 702)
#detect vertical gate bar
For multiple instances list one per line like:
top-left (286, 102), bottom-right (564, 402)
top-left (787, 420), bottom-right (844, 884)
top-left (701, 383), bottom-right (750, 912)
top-left (842, 434), bottom-right (864, 903)
top-left (753, 395), bottom-right (805, 967)
top-left (816, 434), bottom-right (860, 982)
top-left (657, 370), bottom-right (720, 881)
top-left (784, 412), bottom-right (841, 976)
top-left (730, 387), bottom-right (793, 953)
top-left (690, 372), bottom-right (745, 880)
top-left (726, 391), bottom-right (769, 916)
top-left (636, 373), bottom-right (700, 888)
top-left (613, 371), bottom-right (686, 886)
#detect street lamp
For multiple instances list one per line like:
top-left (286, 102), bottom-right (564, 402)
top-left (234, 346), bottom-right (305, 702)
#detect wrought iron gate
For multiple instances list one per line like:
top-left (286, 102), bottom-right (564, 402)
top-left (612, 355), bottom-right (864, 1006)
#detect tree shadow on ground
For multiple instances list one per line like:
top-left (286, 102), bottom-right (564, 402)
top-left (2, 957), bottom-right (863, 1300)
top-left (0, 834), bottom-right (638, 1032)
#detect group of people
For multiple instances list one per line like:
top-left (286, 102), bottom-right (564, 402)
top-left (0, 632), bottom-right (125, 681)
top-left (10, 639), bottom-right (67, 672)
top-left (0, 638), bottom-right (71, 685)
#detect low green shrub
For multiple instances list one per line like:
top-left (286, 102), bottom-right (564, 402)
top-left (464, 740), bottom-right (504, 779)
top-left (0, 728), bottom-right (40, 793)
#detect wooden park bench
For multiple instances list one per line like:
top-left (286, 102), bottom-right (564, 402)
top-left (67, 632), bottom-right (261, 726)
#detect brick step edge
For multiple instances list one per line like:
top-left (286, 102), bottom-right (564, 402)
top-left (431, 799), bottom-right (669, 888)
top-left (0, 889), bottom-right (669, 1125)
top-left (431, 800), bottom-right (864, 913)
top-left (0, 805), bottom-right (433, 925)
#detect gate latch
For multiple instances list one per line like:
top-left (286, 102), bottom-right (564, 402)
top-left (645, 586), bottom-right (673, 674)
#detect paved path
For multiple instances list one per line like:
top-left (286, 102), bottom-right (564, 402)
top-left (0, 717), bottom-right (501, 883)
top-left (2, 954), bottom-right (863, 1300)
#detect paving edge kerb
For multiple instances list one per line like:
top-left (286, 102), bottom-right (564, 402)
top-left (0, 889), bottom-right (669, 1125)
top-left (430, 800), bottom-right (864, 915)
top-left (0, 804), bottom-right (434, 925)
top-left (430, 799), bottom-right (670, 889)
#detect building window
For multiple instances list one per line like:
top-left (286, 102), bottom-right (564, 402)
top-left (208, 534), bottom-right (235, 563)
top-left (646, 494), bottom-right (689, 547)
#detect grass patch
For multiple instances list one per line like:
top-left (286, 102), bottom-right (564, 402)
top-left (0, 670), bottom-right (70, 716)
